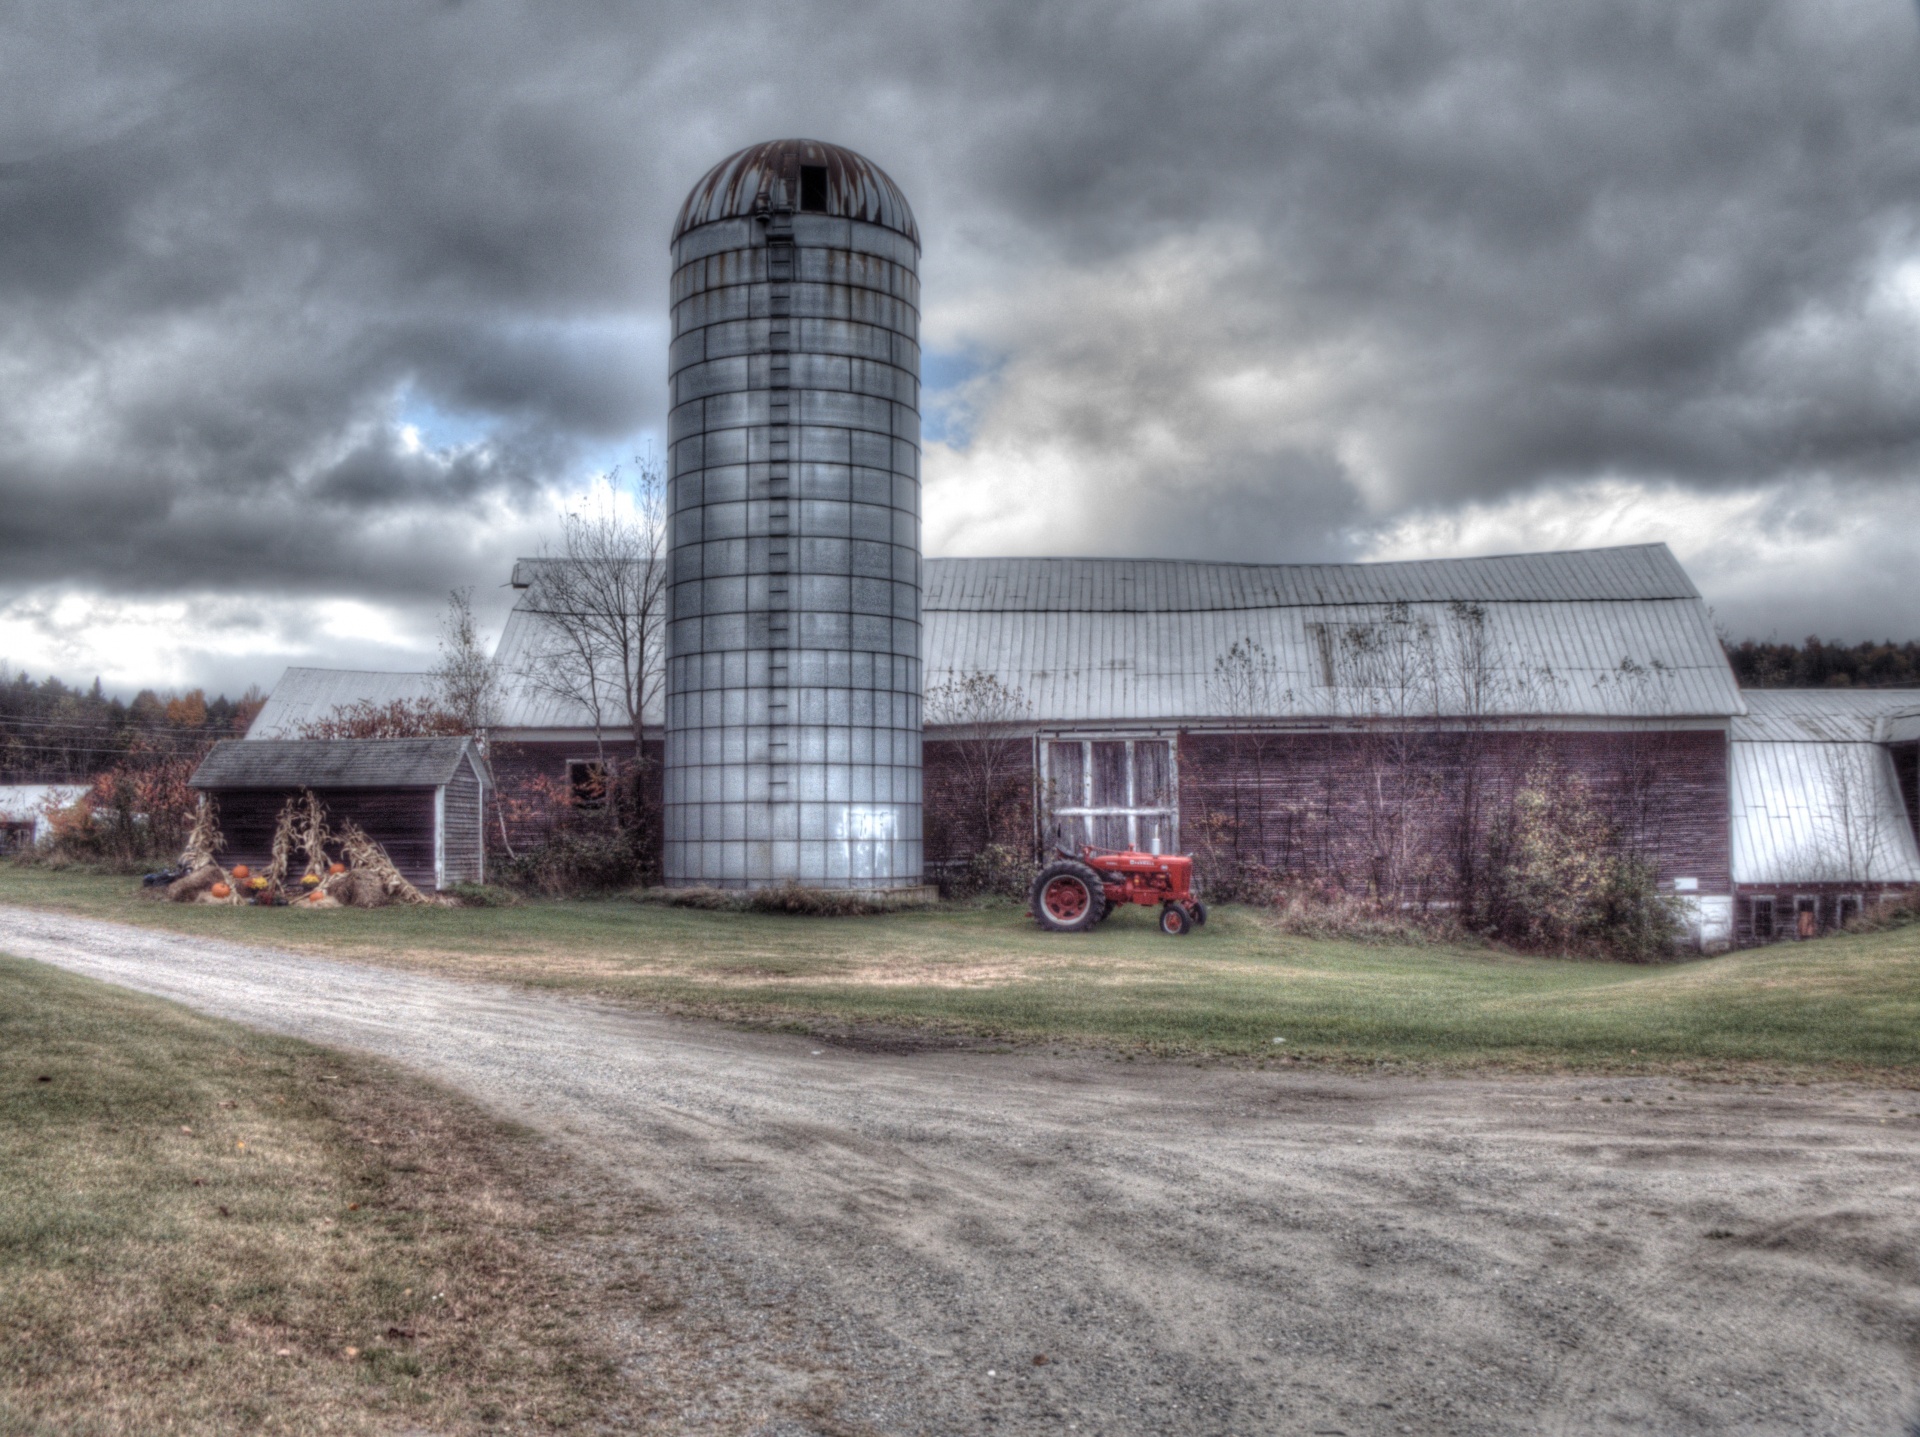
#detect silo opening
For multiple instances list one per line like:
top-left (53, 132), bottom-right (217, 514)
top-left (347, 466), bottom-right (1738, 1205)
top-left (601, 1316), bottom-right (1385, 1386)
top-left (799, 164), bottom-right (828, 212)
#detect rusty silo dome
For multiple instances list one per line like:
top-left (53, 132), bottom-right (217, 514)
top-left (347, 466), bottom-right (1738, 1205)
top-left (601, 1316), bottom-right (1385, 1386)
top-left (672, 139), bottom-right (919, 248)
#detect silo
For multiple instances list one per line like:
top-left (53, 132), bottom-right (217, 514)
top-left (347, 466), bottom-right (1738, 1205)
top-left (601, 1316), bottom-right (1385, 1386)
top-left (663, 140), bottom-right (923, 890)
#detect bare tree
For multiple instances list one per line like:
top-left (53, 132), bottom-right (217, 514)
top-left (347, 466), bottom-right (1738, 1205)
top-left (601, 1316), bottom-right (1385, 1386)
top-left (516, 453), bottom-right (669, 776)
top-left (1333, 603), bottom-right (1447, 903)
top-left (430, 587), bottom-right (503, 740)
top-left (1814, 744), bottom-right (1896, 884)
top-left (926, 670), bottom-right (1032, 861)
top-left (1203, 638), bottom-right (1297, 884)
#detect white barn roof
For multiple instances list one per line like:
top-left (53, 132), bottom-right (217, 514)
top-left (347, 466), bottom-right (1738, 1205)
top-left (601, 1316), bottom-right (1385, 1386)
top-left (246, 668), bottom-right (440, 739)
top-left (1729, 689), bottom-right (1920, 886)
top-left (253, 545), bottom-right (1744, 737)
top-left (924, 545), bottom-right (1741, 723)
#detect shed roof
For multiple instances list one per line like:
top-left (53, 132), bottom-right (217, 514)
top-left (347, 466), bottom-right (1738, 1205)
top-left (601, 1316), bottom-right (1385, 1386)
top-left (192, 738), bottom-right (482, 790)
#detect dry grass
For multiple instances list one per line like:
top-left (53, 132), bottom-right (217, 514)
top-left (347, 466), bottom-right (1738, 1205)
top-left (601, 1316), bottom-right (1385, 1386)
top-left (0, 954), bottom-right (647, 1435)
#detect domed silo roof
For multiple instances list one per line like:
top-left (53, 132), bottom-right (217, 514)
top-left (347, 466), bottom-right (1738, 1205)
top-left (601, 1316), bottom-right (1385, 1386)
top-left (672, 139), bottom-right (919, 248)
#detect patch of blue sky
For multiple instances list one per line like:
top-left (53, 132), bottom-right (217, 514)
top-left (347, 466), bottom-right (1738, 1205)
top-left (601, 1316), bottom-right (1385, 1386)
top-left (394, 387), bottom-right (499, 451)
top-left (920, 347), bottom-right (999, 449)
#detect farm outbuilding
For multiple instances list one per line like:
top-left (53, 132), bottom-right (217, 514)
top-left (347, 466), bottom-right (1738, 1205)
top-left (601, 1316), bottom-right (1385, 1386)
top-left (189, 738), bottom-right (490, 891)
top-left (1728, 688), bottom-right (1920, 943)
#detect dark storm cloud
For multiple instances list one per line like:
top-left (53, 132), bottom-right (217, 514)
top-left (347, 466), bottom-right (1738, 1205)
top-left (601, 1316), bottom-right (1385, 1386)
top-left (3, 0), bottom-right (1919, 676)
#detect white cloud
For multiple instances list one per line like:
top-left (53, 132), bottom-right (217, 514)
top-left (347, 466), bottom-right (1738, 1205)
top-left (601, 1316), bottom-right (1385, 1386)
top-left (1359, 476), bottom-right (1920, 641)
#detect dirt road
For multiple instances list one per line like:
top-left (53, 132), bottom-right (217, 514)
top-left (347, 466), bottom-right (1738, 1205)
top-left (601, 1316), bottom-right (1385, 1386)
top-left (4, 905), bottom-right (1917, 1436)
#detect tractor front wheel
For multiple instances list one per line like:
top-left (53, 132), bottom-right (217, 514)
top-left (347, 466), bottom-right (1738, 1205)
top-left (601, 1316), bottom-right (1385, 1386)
top-left (1160, 903), bottom-right (1191, 936)
top-left (1031, 861), bottom-right (1108, 933)
top-left (1190, 900), bottom-right (1208, 928)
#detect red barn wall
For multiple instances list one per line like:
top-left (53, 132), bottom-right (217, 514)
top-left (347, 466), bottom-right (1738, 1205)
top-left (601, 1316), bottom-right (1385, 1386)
top-left (487, 737), bottom-right (665, 858)
top-left (1178, 727), bottom-right (1730, 895)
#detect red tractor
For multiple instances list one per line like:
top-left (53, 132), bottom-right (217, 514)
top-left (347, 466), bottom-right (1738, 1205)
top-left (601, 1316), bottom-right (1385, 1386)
top-left (1030, 845), bottom-right (1207, 936)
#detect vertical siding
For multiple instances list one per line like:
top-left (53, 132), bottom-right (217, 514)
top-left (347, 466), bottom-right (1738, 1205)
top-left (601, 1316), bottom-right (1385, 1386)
top-left (442, 765), bottom-right (485, 886)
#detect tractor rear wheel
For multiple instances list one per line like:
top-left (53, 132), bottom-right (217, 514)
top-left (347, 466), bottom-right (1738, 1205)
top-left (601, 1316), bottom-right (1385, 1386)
top-left (1031, 861), bottom-right (1108, 933)
top-left (1160, 904), bottom-right (1191, 936)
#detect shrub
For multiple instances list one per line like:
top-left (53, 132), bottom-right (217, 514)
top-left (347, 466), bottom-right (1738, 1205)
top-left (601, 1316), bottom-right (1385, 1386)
top-left (34, 746), bottom-right (205, 871)
top-left (1585, 856), bottom-right (1688, 961)
top-left (945, 843), bottom-right (1037, 902)
top-left (494, 831), bottom-right (642, 897)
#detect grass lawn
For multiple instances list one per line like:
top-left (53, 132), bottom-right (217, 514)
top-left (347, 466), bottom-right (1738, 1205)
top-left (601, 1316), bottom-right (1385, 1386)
top-left (4, 864), bottom-right (1918, 1079)
top-left (0, 953), bottom-right (638, 1435)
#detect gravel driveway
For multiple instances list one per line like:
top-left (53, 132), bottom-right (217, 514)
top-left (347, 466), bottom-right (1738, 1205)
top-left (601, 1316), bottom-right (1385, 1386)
top-left (4, 905), bottom-right (1917, 1436)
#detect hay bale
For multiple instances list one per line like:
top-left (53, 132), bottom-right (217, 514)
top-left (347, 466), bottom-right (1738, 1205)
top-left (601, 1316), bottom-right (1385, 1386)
top-left (167, 865), bottom-right (227, 903)
top-left (344, 870), bottom-right (389, 909)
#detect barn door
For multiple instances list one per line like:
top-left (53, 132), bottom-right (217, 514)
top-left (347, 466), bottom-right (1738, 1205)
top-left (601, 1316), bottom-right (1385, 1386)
top-left (1041, 737), bottom-right (1178, 854)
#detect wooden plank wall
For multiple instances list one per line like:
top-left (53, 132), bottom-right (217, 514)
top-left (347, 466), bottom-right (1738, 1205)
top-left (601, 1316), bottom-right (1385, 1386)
top-left (442, 766), bottom-right (484, 885)
top-left (489, 739), bottom-right (664, 853)
top-left (1177, 728), bottom-right (1732, 892)
top-left (923, 737), bottom-right (1034, 877)
top-left (206, 787), bottom-right (438, 890)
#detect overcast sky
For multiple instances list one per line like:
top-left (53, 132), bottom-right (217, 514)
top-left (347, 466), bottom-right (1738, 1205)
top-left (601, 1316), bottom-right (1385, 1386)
top-left (4, 0), bottom-right (1920, 697)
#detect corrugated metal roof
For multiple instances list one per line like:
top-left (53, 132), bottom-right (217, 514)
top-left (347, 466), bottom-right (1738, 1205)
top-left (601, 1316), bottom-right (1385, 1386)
top-left (924, 544), bottom-right (1699, 612)
top-left (492, 581), bottom-right (663, 730)
top-left (246, 668), bottom-right (440, 739)
top-left (192, 738), bottom-right (481, 791)
top-left (1729, 739), bottom-right (1920, 885)
top-left (261, 545), bottom-right (1740, 733)
top-left (1730, 688), bottom-right (1920, 742)
top-left (924, 548), bottom-right (1738, 721)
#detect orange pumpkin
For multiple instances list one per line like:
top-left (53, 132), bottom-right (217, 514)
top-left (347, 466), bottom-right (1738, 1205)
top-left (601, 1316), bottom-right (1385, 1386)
top-left (231, 864), bottom-right (250, 880)
top-left (328, 862), bottom-right (346, 875)
top-left (210, 882), bottom-right (232, 899)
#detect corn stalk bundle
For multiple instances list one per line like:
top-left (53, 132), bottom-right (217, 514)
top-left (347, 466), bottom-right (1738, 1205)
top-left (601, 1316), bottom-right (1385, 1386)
top-left (296, 789), bottom-right (333, 882)
top-left (266, 798), bottom-right (302, 890)
top-left (176, 798), bottom-right (225, 873)
top-left (334, 818), bottom-right (431, 906)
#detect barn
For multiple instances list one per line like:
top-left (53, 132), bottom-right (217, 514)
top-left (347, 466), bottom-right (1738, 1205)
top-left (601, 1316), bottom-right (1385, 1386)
top-left (919, 544), bottom-right (1743, 949)
top-left (1728, 688), bottom-right (1920, 943)
top-left (239, 543), bottom-right (1920, 947)
top-left (189, 737), bottom-right (490, 891)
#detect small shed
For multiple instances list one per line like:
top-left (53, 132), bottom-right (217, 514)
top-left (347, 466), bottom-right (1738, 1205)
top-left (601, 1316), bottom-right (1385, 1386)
top-left (189, 738), bottom-right (490, 890)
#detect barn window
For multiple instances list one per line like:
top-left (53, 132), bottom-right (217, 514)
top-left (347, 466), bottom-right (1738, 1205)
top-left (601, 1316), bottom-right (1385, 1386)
top-left (568, 760), bottom-right (607, 809)
top-left (1837, 895), bottom-right (1861, 930)
top-left (1041, 737), bottom-right (1177, 854)
top-left (799, 164), bottom-right (828, 212)
top-left (1749, 896), bottom-right (1774, 941)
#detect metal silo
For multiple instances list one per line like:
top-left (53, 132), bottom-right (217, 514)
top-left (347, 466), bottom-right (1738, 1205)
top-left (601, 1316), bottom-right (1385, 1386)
top-left (663, 140), bottom-right (923, 890)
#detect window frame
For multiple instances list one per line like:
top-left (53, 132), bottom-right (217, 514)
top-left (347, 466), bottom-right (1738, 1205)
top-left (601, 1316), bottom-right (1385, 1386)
top-left (1038, 733), bottom-right (1180, 855)
top-left (567, 759), bottom-right (608, 810)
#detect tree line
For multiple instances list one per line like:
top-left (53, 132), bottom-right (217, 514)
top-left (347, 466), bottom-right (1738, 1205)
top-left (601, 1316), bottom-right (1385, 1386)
top-left (1725, 637), bottom-right (1920, 688)
top-left (0, 671), bottom-right (265, 783)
